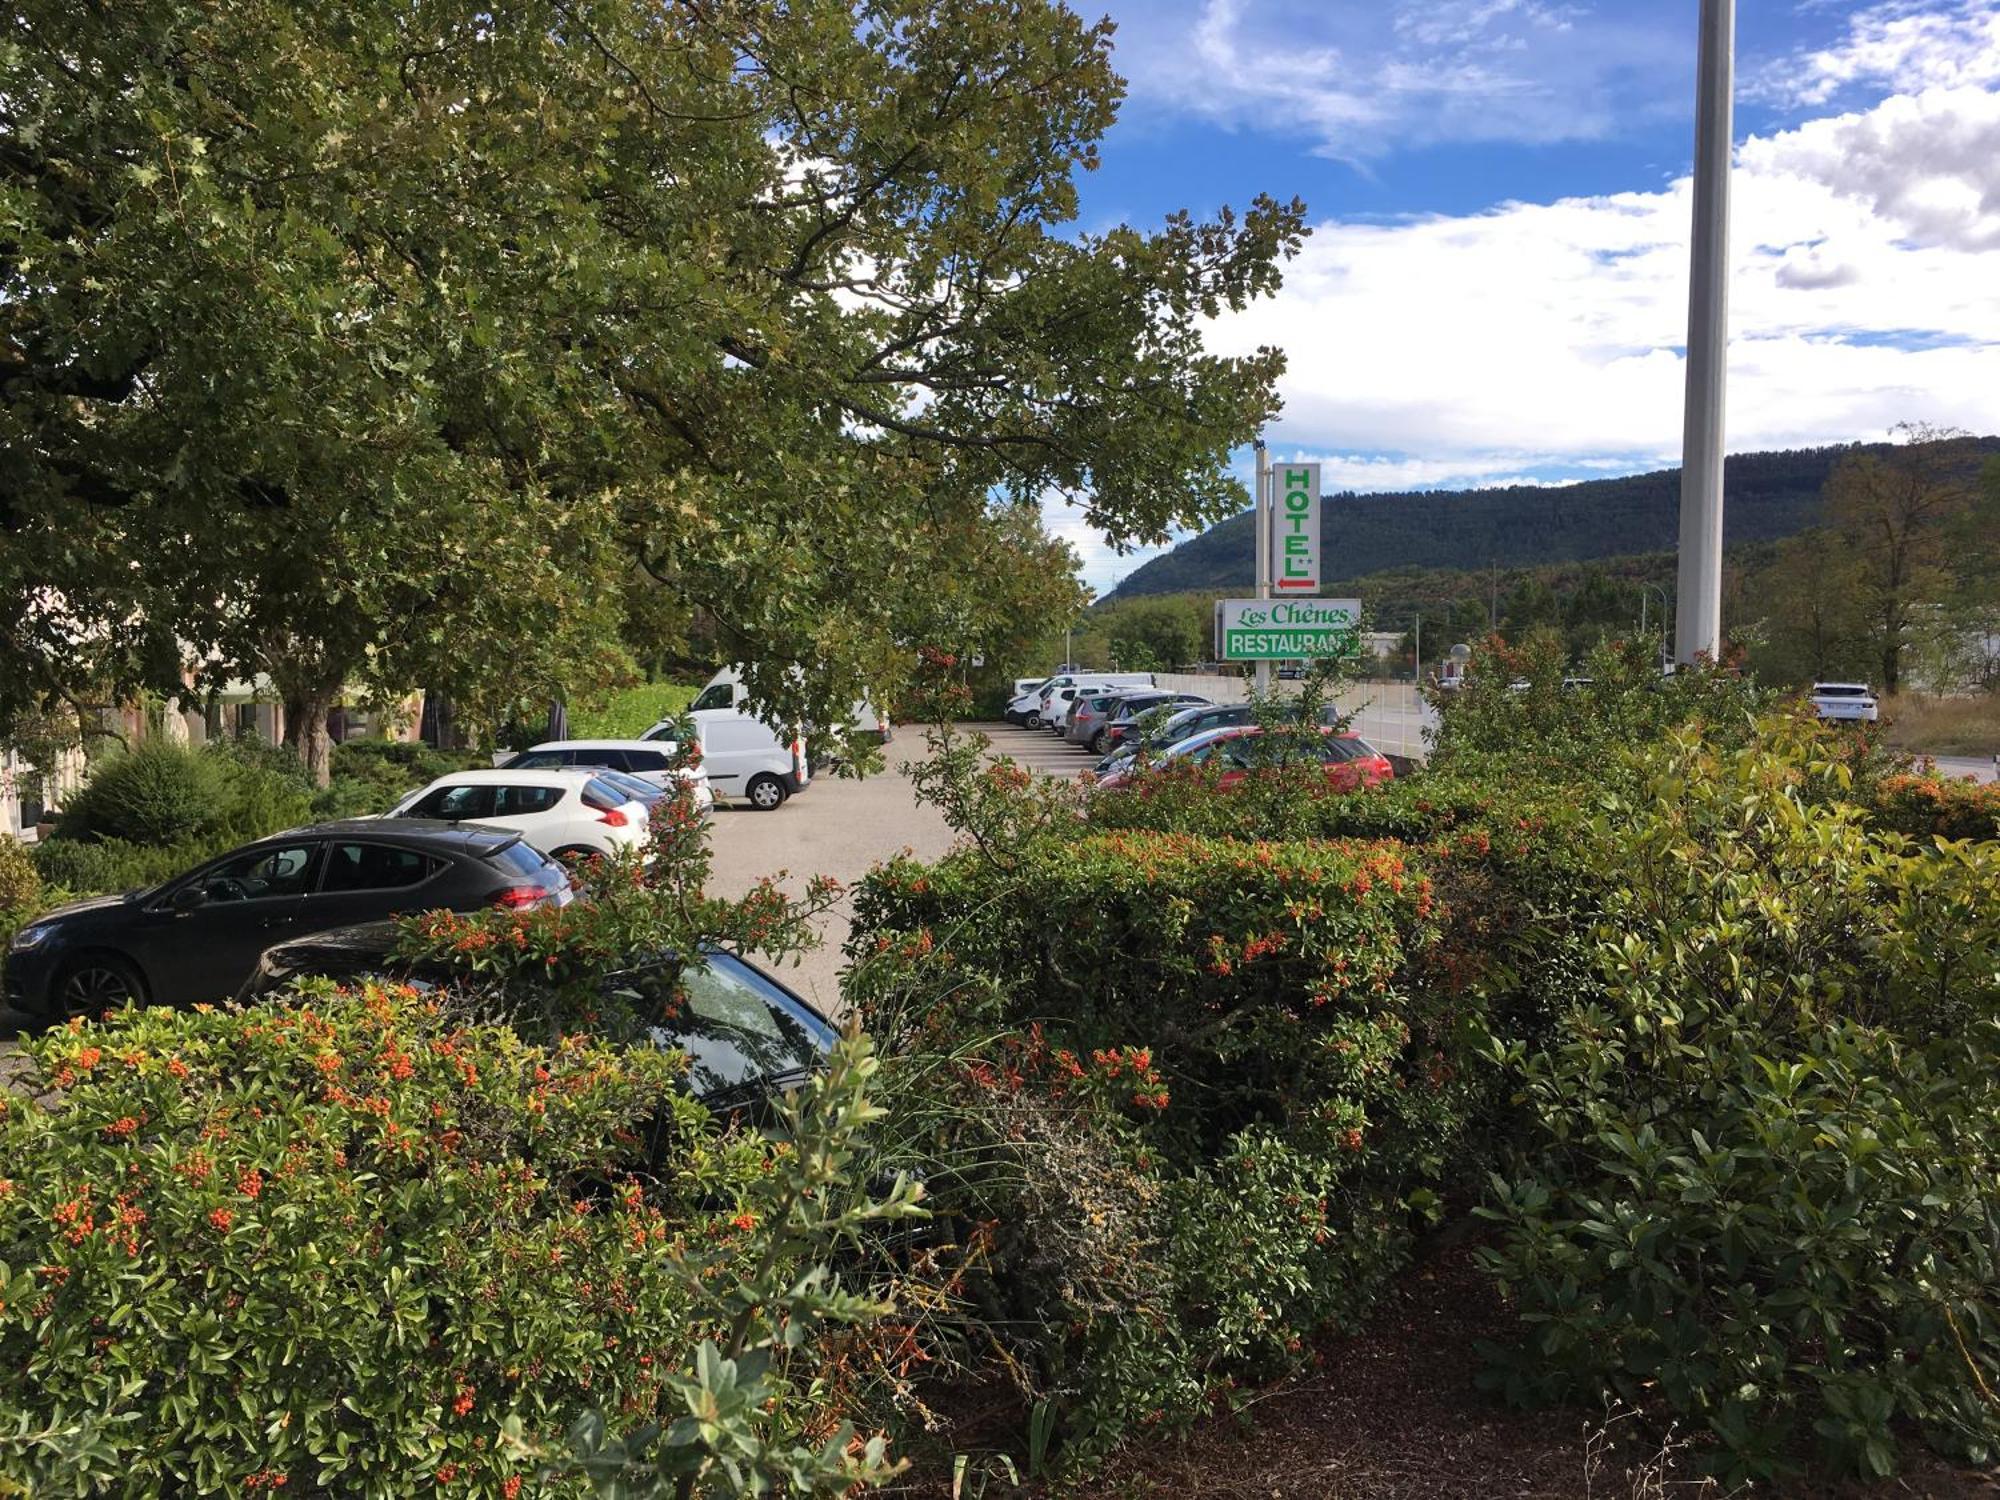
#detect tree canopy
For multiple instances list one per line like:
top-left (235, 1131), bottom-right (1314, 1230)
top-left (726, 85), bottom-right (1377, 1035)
top-left (3, 0), bottom-right (1303, 776)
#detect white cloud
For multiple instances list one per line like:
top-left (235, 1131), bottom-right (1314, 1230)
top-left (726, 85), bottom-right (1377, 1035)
top-left (1112, 0), bottom-right (1684, 155)
top-left (1760, 1), bottom-right (2000, 107)
top-left (1192, 83), bottom-right (2000, 489)
top-left (1041, 498), bottom-right (1180, 598)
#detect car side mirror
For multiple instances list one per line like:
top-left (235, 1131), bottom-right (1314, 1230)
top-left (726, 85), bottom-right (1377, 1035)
top-left (172, 885), bottom-right (210, 912)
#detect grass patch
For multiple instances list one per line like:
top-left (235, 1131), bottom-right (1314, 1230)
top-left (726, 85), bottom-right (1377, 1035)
top-left (1881, 693), bottom-right (2000, 757)
top-left (569, 681), bottom-right (699, 740)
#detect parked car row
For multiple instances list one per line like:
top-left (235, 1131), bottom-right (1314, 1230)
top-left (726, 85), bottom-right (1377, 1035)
top-left (3, 663), bottom-right (858, 1031)
top-left (1002, 674), bottom-right (1396, 795)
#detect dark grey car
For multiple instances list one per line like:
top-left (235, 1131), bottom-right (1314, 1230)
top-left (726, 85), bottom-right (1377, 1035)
top-left (4, 821), bottom-right (571, 1021)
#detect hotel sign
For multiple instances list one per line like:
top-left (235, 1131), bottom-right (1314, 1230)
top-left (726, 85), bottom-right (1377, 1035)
top-left (1271, 463), bottom-right (1321, 592)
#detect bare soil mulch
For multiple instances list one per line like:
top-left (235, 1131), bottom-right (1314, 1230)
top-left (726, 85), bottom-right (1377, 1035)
top-left (1059, 1249), bottom-right (2000, 1500)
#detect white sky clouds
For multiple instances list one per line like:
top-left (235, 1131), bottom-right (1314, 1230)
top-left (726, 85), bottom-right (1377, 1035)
top-left (1117, 0), bottom-right (1684, 156)
top-left (1762, 0), bottom-right (2000, 106)
top-left (1202, 82), bottom-right (2000, 489)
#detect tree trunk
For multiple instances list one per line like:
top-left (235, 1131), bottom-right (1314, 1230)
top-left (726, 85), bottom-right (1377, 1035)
top-left (281, 692), bottom-right (336, 788)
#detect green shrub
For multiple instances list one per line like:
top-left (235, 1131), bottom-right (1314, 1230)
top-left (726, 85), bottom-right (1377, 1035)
top-left (1426, 630), bottom-right (1768, 781)
top-left (1477, 727), bottom-right (2000, 1483)
top-left (202, 738), bottom-right (315, 842)
top-left (321, 739), bottom-right (491, 819)
top-left (845, 828), bottom-right (1486, 1462)
top-left (55, 742), bottom-right (226, 846)
top-left (28, 836), bottom-right (217, 896)
top-left (0, 835), bottom-right (39, 914)
top-left (0, 984), bottom-right (725, 1494)
top-left (569, 682), bottom-right (698, 741)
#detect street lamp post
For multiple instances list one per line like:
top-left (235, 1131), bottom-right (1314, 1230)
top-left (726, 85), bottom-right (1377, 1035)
top-left (1639, 583), bottom-right (1671, 666)
top-left (1675, 0), bottom-right (1734, 665)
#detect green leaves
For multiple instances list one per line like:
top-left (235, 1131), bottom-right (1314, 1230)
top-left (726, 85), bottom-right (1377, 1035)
top-left (4, 0), bottom-right (1297, 772)
top-left (1478, 721), bottom-right (2000, 1482)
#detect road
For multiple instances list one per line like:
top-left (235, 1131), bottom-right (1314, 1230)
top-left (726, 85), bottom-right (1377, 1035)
top-left (1929, 755), bottom-right (1996, 785)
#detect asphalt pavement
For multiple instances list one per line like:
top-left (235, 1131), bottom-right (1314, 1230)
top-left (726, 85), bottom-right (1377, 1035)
top-left (705, 723), bottom-right (1088, 1013)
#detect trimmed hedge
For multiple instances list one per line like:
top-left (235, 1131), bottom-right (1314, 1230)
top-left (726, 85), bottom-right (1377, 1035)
top-left (0, 835), bottom-right (38, 914)
top-left (1478, 731), bottom-right (2000, 1482)
top-left (846, 830), bottom-right (1495, 1459)
top-left (54, 743), bottom-right (228, 846)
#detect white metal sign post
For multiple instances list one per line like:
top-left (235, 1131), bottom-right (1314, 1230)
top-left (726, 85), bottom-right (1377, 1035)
top-left (1252, 441), bottom-right (1272, 692)
top-left (1271, 462), bottom-right (1321, 593)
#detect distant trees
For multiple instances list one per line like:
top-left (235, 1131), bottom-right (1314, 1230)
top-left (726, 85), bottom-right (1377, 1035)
top-left (1824, 424), bottom-right (1983, 694)
top-left (1746, 424), bottom-right (1995, 695)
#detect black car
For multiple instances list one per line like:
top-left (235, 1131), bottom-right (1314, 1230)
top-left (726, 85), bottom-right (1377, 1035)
top-left (4, 821), bottom-right (572, 1021)
top-left (240, 921), bottom-right (837, 1110)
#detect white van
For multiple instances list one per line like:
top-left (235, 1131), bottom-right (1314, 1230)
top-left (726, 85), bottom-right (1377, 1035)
top-left (687, 667), bottom-right (889, 751)
top-left (643, 701), bottom-right (810, 811)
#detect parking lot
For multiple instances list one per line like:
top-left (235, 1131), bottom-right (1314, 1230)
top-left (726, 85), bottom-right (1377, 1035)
top-left (707, 722), bottom-right (1089, 1011)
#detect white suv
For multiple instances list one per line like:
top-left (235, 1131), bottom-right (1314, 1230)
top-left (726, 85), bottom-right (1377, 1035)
top-left (1810, 683), bottom-right (1879, 723)
top-left (386, 769), bottom-right (653, 860)
top-left (503, 740), bottom-right (712, 814)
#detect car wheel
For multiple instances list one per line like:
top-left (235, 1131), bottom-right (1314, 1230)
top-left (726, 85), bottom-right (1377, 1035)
top-left (746, 774), bottom-right (787, 811)
top-left (1091, 729), bottom-right (1109, 755)
top-left (1025, 713), bottom-right (1042, 730)
top-left (551, 844), bottom-right (602, 867)
top-left (56, 954), bottom-right (146, 1018)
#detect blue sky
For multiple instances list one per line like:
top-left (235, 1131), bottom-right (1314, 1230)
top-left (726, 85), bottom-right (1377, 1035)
top-left (1047, 0), bottom-right (2000, 591)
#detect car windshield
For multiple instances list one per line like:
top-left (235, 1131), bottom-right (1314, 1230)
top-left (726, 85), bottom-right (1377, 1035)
top-left (1814, 684), bottom-right (1870, 697)
top-left (689, 683), bottom-right (735, 712)
top-left (625, 952), bottom-right (836, 1098)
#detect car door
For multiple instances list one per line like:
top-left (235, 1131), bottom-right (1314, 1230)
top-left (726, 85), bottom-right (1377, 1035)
top-left (701, 718), bottom-right (747, 795)
top-left (481, 783), bottom-right (574, 848)
top-left (141, 838), bottom-right (325, 1003)
top-left (299, 839), bottom-right (450, 934)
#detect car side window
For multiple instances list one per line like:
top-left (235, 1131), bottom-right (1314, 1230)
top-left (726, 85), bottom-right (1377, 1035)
top-left (492, 784), bottom-right (564, 816)
top-left (621, 750), bottom-right (669, 773)
top-left (689, 684), bottom-right (735, 712)
top-left (323, 843), bottom-right (437, 893)
top-left (197, 842), bottom-right (321, 902)
top-left (407, 784), bottom-right (493, 820)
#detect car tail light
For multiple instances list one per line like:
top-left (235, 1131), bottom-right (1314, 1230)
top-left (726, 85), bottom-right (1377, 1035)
top-left (596, 806), bottom-right (630, 827)
top-left (489, 885), bottom-right (552, 910)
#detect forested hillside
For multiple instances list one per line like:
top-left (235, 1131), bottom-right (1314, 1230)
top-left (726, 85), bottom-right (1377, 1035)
top-left (1106, 440), bottom-right (2000, 600)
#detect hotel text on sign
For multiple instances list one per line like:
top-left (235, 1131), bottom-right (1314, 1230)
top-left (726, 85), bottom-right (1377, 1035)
top-left (1272, 463), bottom-right (1321, 592)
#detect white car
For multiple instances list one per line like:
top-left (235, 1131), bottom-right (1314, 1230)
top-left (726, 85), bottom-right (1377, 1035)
top-left (1810, 682), bottom-right (1880, 723)
top-left (503, 740), bottom-right (712, 813)
top-left (385, 769), bottom-right (652, 861)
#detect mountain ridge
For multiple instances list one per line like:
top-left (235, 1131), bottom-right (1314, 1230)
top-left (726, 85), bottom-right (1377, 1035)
top-left (1104, 439), bottom-right (2000, 602)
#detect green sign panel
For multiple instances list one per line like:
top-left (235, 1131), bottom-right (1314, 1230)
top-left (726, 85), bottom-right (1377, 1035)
top-left (1215, 598), bottom-right (1362, 661)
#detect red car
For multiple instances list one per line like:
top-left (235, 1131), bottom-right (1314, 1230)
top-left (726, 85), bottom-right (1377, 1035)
top-left (1094, 724), bottom-right (1393, 793)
